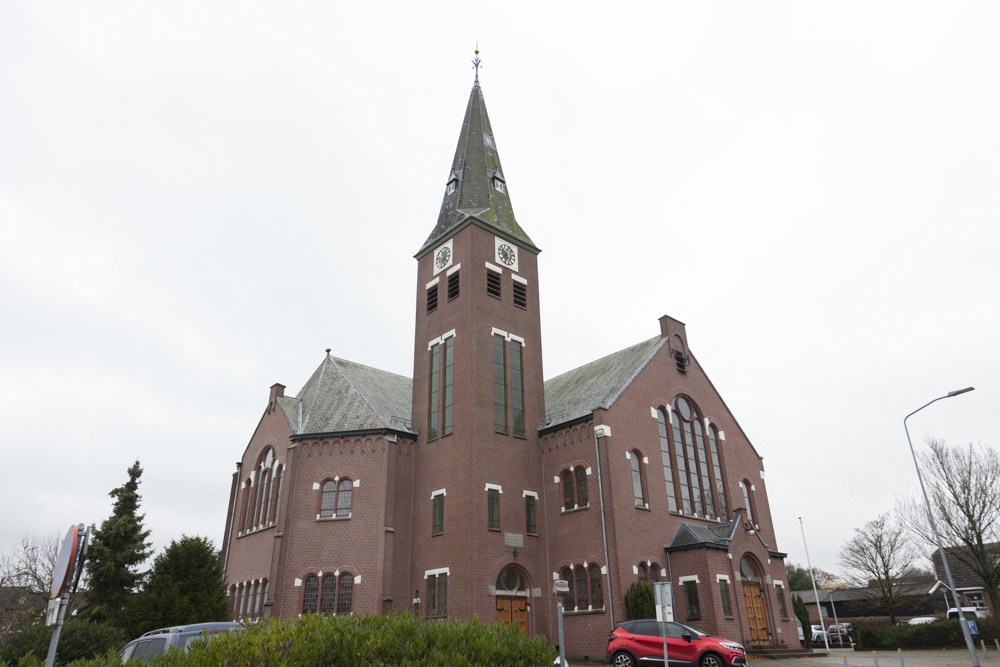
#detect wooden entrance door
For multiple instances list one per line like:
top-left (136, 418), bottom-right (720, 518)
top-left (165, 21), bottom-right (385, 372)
top-left (742, 582), bottom-right (768, 644)
top-left (496, 596), bottom-right (527, 633)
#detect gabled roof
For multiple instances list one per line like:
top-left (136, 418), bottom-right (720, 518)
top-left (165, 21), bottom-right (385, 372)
top-left (541, 336), bottom-right (666, 430)
top-left (277, 354), bottom-right (415, 436)
top-left (931, 544), bottom-right (1000, 590)
top-left (417, 80), bottom-right (538, 257)
top-left (664, 517), bottom-right (741, 553)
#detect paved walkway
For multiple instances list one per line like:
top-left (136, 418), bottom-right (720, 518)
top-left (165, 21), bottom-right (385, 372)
top-left (567, 649), bottom-right (997, 666)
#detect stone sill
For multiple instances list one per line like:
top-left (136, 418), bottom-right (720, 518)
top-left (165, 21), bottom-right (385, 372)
top-left (668, 511), bottom-right (728, 524)
top-left (316, 514), bottom-right (352, 522)
top-left (561, 505), bottom-right (590, 514)
top-left (563, 607), bottom-right (606, 616)
top-left (237, 523), bottom-right (276, 538)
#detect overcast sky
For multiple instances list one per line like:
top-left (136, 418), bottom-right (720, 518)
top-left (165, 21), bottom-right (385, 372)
top-left (2, 2), bottom-right (997, 580)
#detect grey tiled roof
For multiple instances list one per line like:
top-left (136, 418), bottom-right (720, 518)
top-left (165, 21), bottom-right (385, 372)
top-left (418, 81), bottom-right (538, 256)
top-left (541, 336), bottom-right (666, 430)
top-left (931, 544), bottom-right (1000, 590)
top-left (277, 354), bottom-right (415, 436)
top-left (665, 518), bottom-right (740, 552)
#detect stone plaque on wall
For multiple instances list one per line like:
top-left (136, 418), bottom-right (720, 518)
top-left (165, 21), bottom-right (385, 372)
top-left (504, 532), bottom-right (524, 548)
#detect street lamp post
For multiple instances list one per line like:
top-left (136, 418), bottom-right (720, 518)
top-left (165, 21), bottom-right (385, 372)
top-left (904, 387), bottom-right (978, 667)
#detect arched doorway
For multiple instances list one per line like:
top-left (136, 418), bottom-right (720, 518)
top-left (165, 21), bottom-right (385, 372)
top-left (495, 566), bottom-right (530, 633)
top-left (739, 556), bottom-right (769, 645)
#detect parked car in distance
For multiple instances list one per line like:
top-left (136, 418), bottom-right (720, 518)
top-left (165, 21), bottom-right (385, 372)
top-left (116, 622), bottom-right (242, 662)
top-left (827, 623), bottom-right (853, 643)
top-left (810, 625), bottom-right (828, 643)
top-left (947, 607), bottom-right (990, 619)
top-left (906, 617), bottom-right (937, 625)
top-left (608, 619), bottom-right (746, 667)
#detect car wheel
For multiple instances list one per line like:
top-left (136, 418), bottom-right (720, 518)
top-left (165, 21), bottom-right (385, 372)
top-left (699, 652), bottom-right (724, 667)
top-left (612, 651), bottom-right (636, 667)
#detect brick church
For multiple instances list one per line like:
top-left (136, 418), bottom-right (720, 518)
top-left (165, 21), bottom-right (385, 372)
top-left (220, 63), bottom-right (798, 659)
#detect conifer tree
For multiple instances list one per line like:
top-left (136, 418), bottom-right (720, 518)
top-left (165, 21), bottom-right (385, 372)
top-left (85, 461), bottom-right (152, 627)
top-left (123, 535), bottom-right (229, 636)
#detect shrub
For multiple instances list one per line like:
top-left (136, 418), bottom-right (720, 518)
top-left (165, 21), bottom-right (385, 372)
top-left (624, 581), bottom-right (655, 620)
top-left (858, 619), bottom-right (966, 649)
top-left (2, 612), bottom-right (556, 667)
top-left (0, 618), bottom-right (127, 665)
top-left (792, 595), bottom-right (810, 649)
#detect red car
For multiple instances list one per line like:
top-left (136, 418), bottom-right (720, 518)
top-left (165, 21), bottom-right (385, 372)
top-left (607, 619), bottom-right (747, 667)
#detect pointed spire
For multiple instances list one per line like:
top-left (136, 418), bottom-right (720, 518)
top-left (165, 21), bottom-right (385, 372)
top-left (417, 51), bottom-right (538, 257)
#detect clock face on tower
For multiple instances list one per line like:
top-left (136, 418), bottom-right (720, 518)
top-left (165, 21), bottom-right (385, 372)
top-left (497, 244), bottom-right (515, 266)
top-left (435, 246), bottom-right (452, 269)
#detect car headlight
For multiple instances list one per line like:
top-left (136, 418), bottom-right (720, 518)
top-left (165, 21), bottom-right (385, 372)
top-left (719, 642), bottom-right (744, 652)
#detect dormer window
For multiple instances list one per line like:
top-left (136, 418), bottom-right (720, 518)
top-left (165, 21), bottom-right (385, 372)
top-left (493, 178), bottom-right (505, 193)
top-left (446, 180), bottom-right (457, 195)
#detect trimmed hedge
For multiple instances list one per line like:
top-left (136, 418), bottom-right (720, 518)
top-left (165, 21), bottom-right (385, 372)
top-left (0, 619), bottom-right (128, 665)
top-left (1, 612), bottom-right (556, 667)
top-left (858, 619), bottom-right (966, 649)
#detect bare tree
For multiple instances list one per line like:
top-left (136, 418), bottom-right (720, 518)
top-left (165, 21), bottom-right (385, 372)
top-left (838, 514), bottom-right (921, 624)
top-left (0, 533), bottom-right (60, 639)
top-left (898, 438), bottom-right (1000, 612)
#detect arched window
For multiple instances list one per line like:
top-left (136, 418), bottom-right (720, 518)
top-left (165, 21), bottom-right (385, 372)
top-left (650, 563), bottom-right (660, 583)
top-left (252, 581), bottom-right (262, 619)
top-left (270, 465), bottom-right (284, 524)
top-left (740, 556), bottom-right (761, 583)
top-left (589, 565), bottom-right (603, 609)
top-left (560, 567), bottom-right (574, 608)
top-left (237, 583), bottom-right (246, 619)
top-left (575, 468), bottom-right (588, 506)
top-left (320, 481), bottom-right (337, 517)
top-left (740, 480), bottom-right (755, 525)
top-left (667, 396), bottom-right (728, 519)
top-left (240, 481), bottom-right (252, 533)
top-left (575, 566), bottom-right (589, 608)
top-left (629, 451), bottom-right (647, 508)
top-left (302, 575), bottom-right (319, 614)
top-left (320, 575), bottom-right (337, 614)
top-left (337, 574), bottom-right (353, 615)
top-left (562, 470), bottom-right (574, 510)
top-left (656, 409), bottom-right (678, 512)
top-left (229, 585), bottom-right (238, 618)
top-left (337, 479), bottom-right (352, 517)
top-left (261, 580), bottom-right (269, 617)
top-left (638, 563), bottom-right (648, 584)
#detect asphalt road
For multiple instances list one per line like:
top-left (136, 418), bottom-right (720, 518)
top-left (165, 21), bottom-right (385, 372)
top-left (567, 649), bottom-right (996, 666)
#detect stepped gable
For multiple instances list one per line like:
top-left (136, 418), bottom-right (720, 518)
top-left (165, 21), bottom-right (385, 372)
top-left (542, 336), bottom-right (666, 430)
top-left (276, 352), bottom-right (414, 436)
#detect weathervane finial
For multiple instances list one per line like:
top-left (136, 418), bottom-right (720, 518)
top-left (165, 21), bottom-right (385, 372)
top-left (472, 44), bottom-right (482, 86)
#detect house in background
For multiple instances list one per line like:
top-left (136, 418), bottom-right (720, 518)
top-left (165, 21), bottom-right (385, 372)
top-left (792, 586), bottom-right (934, 623)
top-left (930, 545), bottom-right (1000, 615)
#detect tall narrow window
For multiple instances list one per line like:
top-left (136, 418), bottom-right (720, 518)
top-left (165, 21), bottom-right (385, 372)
top-left (656, 409), bottom-right (679, 512)
top-left (589, 565), bottom-right (603, 608)
top-left (638, 563), bottom-right (648, 584)
top-left (693, 420), bottom-right (714, 519)
top-left (776, 583), bottom-right (788, 619)
top-left (684, 581), bottom-right (700, 620)
top-left (436, 573), bottom-right (447, 616)
top-left (428, 343), bottom-right (440, 441)
top-left (562, 470), bottom-right (575, 510)
top-left (302, 576), bottom-right (319, 614)
top-left (319, 481), bottom-right (337, 518)
top-left (708, 426), bottom-right (728, 520)
top-left (261, 580), bottom-right (269, 615)
top-left (560, 567), bottom-right (575, 608)
top-left (336, 479), bottom-right (352, 517)
top-left (443, 337), bottom-right (454, 436)
top-left (741, 480), bottom-right (754, 524)
top-left (427, 574), bottom-right (447, 616)
top-left (575, 566), bottom-right (589, 608)
top-left (575, 468), bottom-right (588, 506)
top-left (230, 586), bottom-right (238, 618)
top-left (630, 451), bottom-right (646, 507)
top-left (432, 493), bottom-right (444, 535)
top-left (240, 482), bottom-right (252, 532)
top-left (426, 283), bottom-right (438, 313)
top-left (683, 416), bottom-right (703, 516)
top-left (510, 340), bottom-right (524, 437)
top-left (235, 584), bottom-right (244, 619)
top-left (719, 579), bottom-right (733, 617)
top-left (252, 581), bottom-right (262, 619)
top-left (493, 334), bottom-right (507, 433)
top-left (525, 495), bottom-right (536, 534)
top-left (271, 465), bottom-right (284, 524)
top-left (447, 271), bottom-right (460, 300)
top-left (320, 576), bottom-right (336, 614)
top-left (487, 488), bottom-right (500, 530)
top-left (487, 269), bottom-right (502, 299)
top-left (337, 574), bottom-right (353, 615)
top-left (262, 466), bottom-right (274, 526)
top-left (513, 281), bottom-right (527, 309)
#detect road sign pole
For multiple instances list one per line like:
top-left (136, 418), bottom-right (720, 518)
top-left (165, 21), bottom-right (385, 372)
top-left (44, 595), bottom-right (69, 667)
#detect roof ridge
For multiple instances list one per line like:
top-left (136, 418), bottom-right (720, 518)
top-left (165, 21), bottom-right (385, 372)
top-left (332, 356), bottom-right (412, 381)
top-left (545, 335), bottom-right (662, 384)
top-left (600, 338), bottom-right (667, 410)
top-left (327, 357), bottom-right (388, 429)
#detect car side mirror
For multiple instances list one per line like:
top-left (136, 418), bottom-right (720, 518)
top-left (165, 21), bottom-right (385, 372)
top-left (682, 633), bottom-right (693, 642)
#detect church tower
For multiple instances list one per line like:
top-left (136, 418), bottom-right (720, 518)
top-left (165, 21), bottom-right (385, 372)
top-left (408, 60), bottom-right (549, 632)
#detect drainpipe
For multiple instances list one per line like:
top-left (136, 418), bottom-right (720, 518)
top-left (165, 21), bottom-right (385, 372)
top-left (223, 462), bottom-right (242, 578)
top-left (593, 424), bottom-right (615, 628)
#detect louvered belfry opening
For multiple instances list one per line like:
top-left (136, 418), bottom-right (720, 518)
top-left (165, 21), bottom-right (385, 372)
top-left (486, 270), bottom-right (501, 299)
top-left (448, 272), bottom-right (460, 301)
top-left (427, 284), bottom-right (439, 313)
top-left (513, 282), bottom-right (526, 309)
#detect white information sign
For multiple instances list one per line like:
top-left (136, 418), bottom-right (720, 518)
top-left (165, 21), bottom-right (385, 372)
top-left (653, 581), bottom-right (673, 622)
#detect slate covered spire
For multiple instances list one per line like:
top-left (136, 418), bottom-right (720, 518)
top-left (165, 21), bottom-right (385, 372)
top-left (417, 75), bottom-right (538, 257)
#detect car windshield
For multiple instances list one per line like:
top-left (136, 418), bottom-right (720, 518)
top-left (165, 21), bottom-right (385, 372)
top-left (675, 622), bottom-right (707, 637)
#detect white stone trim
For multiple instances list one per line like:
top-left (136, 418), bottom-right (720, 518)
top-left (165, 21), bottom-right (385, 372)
top-left (773, 579), bottom-right (784, 588)
top-left (678, 575), bottom-right (700, 584)
top-left (643, 456), bottom-right (649, 464)
top-left (594, 424), bottom-right (611, 438)
top-left (491, 327), bottom-right (508, 339)
top-left (660, 568), bottom-right (667, 577)
top-left (601, 565), bottom-right (607, 574)
top-left (428, 330), bottom-right (456, 350)
top-left (312, 482), bottom-right (320, 490)
top-left (586, 467), bottom-right (592, 475)
top-left (522, 490), bottom-right (538, 498)
top-left (650, 406), bottom-right (658, 419)
top-left (626, 451), bottom-right (632, 461)
top-left (485, 261), bottom-right (502, 274)
top-left (442, 329), bottom-right (456, 340)
top-left (553, 572), bottom-right (559, 580)
top-left (431, 488), bottom-right (446, 498)
top-left (632, 565), bottom-right (639, 574)
top-left (664, 404), bottom-right (673, 424)
top-left (426, 277), bottom-right (440, 289)
top-left (354, 575), bottom-right (361, 584)
top-left (509, 333), bottom-right (525, 347)
top-left (353, 479), bottom-right (360, 488)
top-left (294, 578), bottom-right (302, 587)
top-left (424, 567), bottom-right (450, 579)
top-left (553, 475), bottom-right (560, 484)
top-left (512, 274), bottom-right (527, 285)
top-left (716, 574), bottom-right (731, 583)
top-left (485, 483), bottom-right (503, 493)
top-left (718, 430), bottom-right (725, 441)
top-left (446, 263), bottom-right (461, 276)
top-left (759, 470), bottom-right (766, 479)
